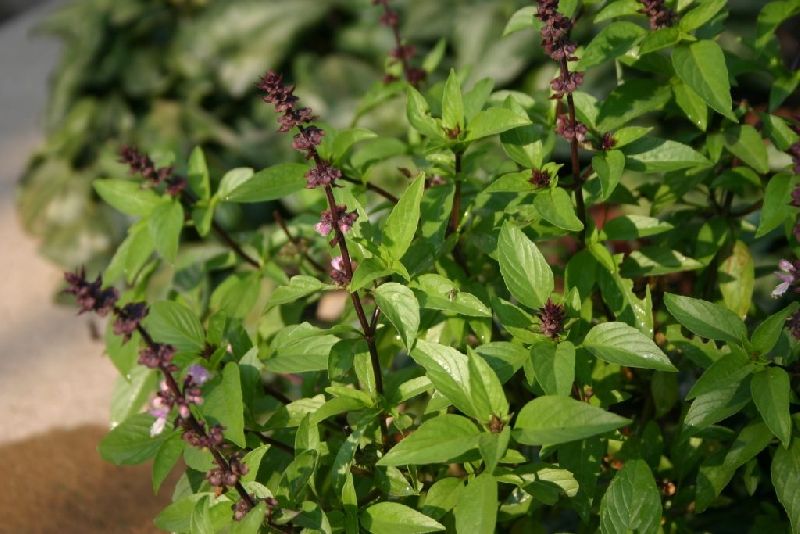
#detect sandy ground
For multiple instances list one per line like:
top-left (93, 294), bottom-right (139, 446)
top-left (0, 3), bottom-right (171, 531)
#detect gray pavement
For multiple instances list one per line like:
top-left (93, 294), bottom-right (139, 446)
top-left (0, 1), bottom-right (118, 444)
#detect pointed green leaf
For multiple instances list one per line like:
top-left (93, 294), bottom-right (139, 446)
top-left (361, 502), bottom-right (444, 534)
top-left (600, 460), bottom-right (662, 534)
top-left (442, 69), bottom-right (464, 131)
top-left (383, 175), bottom-right (425, 260)
top-left (672, 40), bottom-right (736, 121)
top-left (454, 474), bottom-right (497, 534)
top-left (203, 362), bottom-right (246, 447)
top-left (465, 108), bottom-right (531, 141)
top-left (583, 322), bottom-right (676, 371)
top-left (497, 222), bottom-right (554, 310)
top-left (752, 367), bottom-right (792, 447)
top-left (148, 200), bottom-right (184, 262)
top-left (374, 283), bottom-right (420, 350)
top-left (664, 293), bottom-right (747, 344)
top-left (378, 414), bottom-right (480, 466)
top-left (772, 438), bottom-right (800, 533)
top-left (514, 396), bottom-right (630, 446)
top-left (223, 163), bottom-right (308, 203)
top-left (145, 301), bottom-right (205, 353)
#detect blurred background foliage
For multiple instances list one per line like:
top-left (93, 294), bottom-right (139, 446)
top-left (16, 0), bottom-right (798, 274)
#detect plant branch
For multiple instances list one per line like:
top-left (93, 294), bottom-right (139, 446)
top-left (560, 58), bottom-right (588, 248)
top-left (273, 211), bottom-right (326, 273)
top-left (447, 150), bottom-right (470, 274)
top-left (339, 174), bottom-right (398, 203)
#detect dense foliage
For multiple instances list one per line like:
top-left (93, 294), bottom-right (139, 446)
top-left (54, 0), bottom-right (800, 532)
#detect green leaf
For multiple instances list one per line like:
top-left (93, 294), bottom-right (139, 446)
top-left (597, 80), bottom-right (672, 132)
top-left (762, 113), bottom-right (800, 151)
top-left (684, 375), bottom-right (752, 430)
top-left (751, 303), bottom-right (799, 354)
top-left (664, 293), bottom-right (747, 344)
top-left (216, 168), bottom-right (254, 200)
top-left (145, 301), bottom-right (205, 353)
top-left (465, 108), bottom-right (531, 142)
top-left (231, 503), bottom-right (267, 534)
top-left (595, 0), bottom-right (641, 22)
top-left (454, 474), bottom-right (497, 534)
top-left (190, 496), bottom-right (214, 534)
top-left (361, 502), bottom-right (444, 534)
top-left (756, 173), bottom-right (798, 237)
top-left (375, 283), bottom-right (420, 350)
top-left (619, 247), bottom-right (703, 277)
top-left (413, 274), bottom-right (491, 317)
top-left (187, 146), bottom-right (210, 200)
top-left (601, 215), bottom-right (673, 241)
top-left (687, 350), bottom-right (755, 401)
top-left (276, 449), bottom-right (318, 505)
top-left (723, 125), bottom-right (769, 174)
top-left (575, 21), bottom-right (645, 70)
top-left (148, 200), bottom-right (184, 262)
top-left (223, 163), bottom-right (308, 203)
top-left (468, 347), bottom-right (510, 422)
top-left (751, 367), bottom-right (792, 447)
top-left (442, 69), bottom-right (464, 131)
top-left (772, 438), bottom-right (800, 533)
top-left (598, 270), bottom-right (654, 336)
top-left (718, 240), bottom-right (754, 318)
top-left (99, 413), bottom-right (170, 465)
top-left (638, 26), bottom-right (684, 55)
top-left (94, 179), bottom-right (161, 217)
top-left (497, 222), bottom-right (554, 310)
top-left (421, 478), bottom-right (464, 520)
top-left (267, 326), bottom-right (339, 374)
top-left (203, 362), bottom-right (246, 447)
top-left (623, 137), bottom-right (710, 172)
top-left (383, 175), bottom-right (425, 260)
top-left (514, 396), bottom-right (630, 446)
top-left (534, 187), bottom-right (584, 232)
top-left (583, 322), bottom-right (676, 371)
top-left (673, 80), bottom-right (708, 131)
top-left (679, 0), bottom-right (727, 31)
top-left (672, 40), bottom-right (736, 121)
top-left (531, 341), bottom-right (575, 396)
top-left (378, 414), bottom-right (480, 466)
top-left (503, 6), bottom-right (539, 35)
top-left (696, 422), bottom-right (773, 512)
top-left (407, 87), bottom-right (444, 139)
top-left (411, 340), bottom-right (489, 422)
top-left (267, 275), bottom-right (327, 308)
top-left (152, 432), bottom-right (184, 493)
top-left (592, 150), bottom-right (626, 201)
top-left (478, 427), bottom-right (510, 474)
top-left (599, 460), bottom-right (662, 534)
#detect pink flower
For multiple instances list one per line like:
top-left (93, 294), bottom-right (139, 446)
top-left (331, 256), bottom-right (345, 272)
top-left (772, 259), bottom-right (797, 298)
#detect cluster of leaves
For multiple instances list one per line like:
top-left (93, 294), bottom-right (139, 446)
top-left (58, 0), bottom-right (800, 533)
top-left (17, 0), bottom-right (541, 273)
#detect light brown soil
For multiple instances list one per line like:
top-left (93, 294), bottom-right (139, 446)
top-left (0, 425), bottom-right (176, 534)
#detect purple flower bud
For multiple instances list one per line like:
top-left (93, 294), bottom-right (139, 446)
top-left (292, 126), bottom-right (324, 154)
top-left (330, 256), bottom-right (351, 286)
top-left (64, 268), bottom-right (119, 317)
top-left (539, 298), bottom-right (566, 338)
top-left (113, 302), bottom-right (148, 342)
top-left (232, 499), bottom-right (253, 521)
top-left (530, 169), bottom-right (552, 188)
top-left (638, 0), bottom-right (675, 29)
top-left (305, 163), bottom-right (342, 189)
top-left (550, 71), bottom-right (584, 99)
top-left (138, 344), bottom-right (177, 370)
top-left (555, 115), bottom-right (588, 143)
